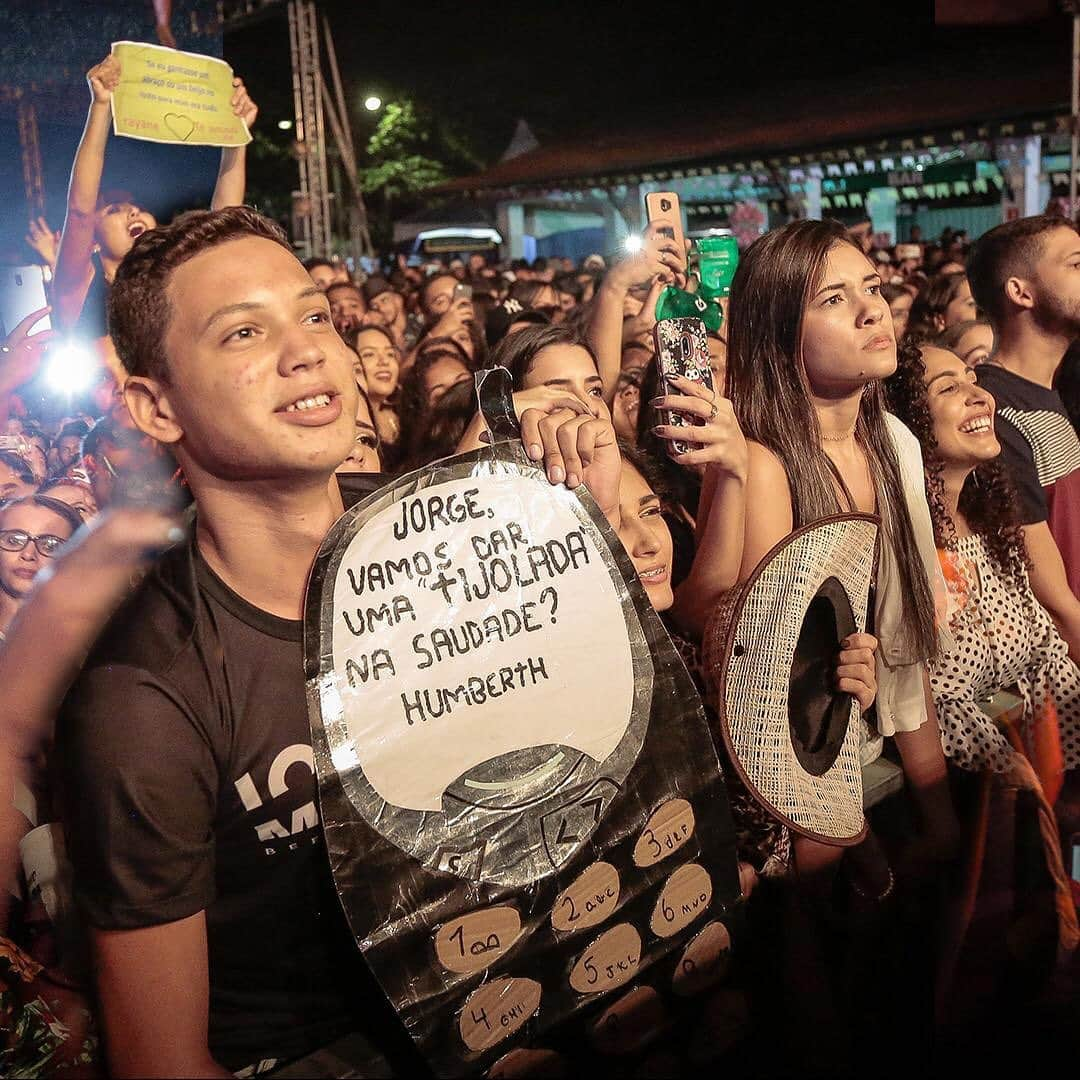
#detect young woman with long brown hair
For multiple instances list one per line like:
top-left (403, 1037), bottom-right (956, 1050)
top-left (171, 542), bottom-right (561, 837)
top-left (718, 219), bottom-right (961, 1065)
top-left (725, 219), bottom-right (959, 888)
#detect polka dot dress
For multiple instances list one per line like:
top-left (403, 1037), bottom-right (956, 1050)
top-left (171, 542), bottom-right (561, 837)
top-left (931, 534), bottom-right (1080, 774)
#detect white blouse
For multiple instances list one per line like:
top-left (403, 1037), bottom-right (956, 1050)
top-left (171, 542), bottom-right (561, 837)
top-left (873, 413), bottom-right (954, 736)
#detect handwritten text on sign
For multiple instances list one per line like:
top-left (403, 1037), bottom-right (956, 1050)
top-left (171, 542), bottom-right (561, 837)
top-left (330, 473), bottom-right (635, 812)
top-left (110, 41), bottom-right (251, 147)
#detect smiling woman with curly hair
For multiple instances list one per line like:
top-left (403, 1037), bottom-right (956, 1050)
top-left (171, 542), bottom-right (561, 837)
top-left (886, 340), bottom-right (1080, 778)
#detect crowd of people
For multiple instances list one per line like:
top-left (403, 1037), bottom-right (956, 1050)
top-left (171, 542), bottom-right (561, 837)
top-left (1, 49), bottom-right (1080, 1080)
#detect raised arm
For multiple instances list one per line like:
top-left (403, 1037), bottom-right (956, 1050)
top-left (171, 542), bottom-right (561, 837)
top-left (54, 55), bottom-right (118, 328)
top-left (0, 307), bottom-right (54, 426)
top-left (210, 78), bottom-right (258, 211)
top-left (663, 380), bottom-right (748, 635)
top-left (0, 510), bottom-right (177, 924)
top-left (587, 221), bottom-right (683, 404)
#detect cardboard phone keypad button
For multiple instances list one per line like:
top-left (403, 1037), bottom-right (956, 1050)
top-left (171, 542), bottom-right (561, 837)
top-left (568, 923), bottom-right (642, 994)
top-left (671, 921), bottom-right (731, 997)
top-left (459, 977), bottom-right (542, 1054)
top-left (550, 861), bottom-right (620, 934)
top-left (632, 799), bottom-right (695, 868)
top-left (649, 863), bottom-right (712, 939)
top-left (588, 985), bottom-right (668, 1056)
top-left (435, 906), bottom-right (523, 975)
top-left (487, 1046), bottom-right (566, 1078)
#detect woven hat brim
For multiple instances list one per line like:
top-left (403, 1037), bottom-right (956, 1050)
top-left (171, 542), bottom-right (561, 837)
top-left (711, 514), bottom-right (878, 845)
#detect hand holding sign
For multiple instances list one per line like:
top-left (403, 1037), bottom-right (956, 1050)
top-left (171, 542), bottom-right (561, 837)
top-left (110, 41), bottom-right (251, 147)
top-left (230, 77), bottom-right (258, 130)
top-left (87, 55), bottom-right (121, 106)
top-left (520, 395), bottom-right (621, 520)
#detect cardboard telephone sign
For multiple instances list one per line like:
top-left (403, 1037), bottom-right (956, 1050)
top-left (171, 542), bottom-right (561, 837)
top-left (304, 371), bottom-right (740, 1074)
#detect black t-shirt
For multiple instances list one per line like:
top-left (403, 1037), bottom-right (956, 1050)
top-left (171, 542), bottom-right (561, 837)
top-left (976, 362), bottom-right (1080, 595)
top-left (56, 538), bottom-right (381, 1071)
top-left (74, 256), bottom-right (108, 340)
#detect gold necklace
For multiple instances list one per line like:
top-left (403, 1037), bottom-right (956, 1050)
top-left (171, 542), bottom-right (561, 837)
top-left (820, 425), bottom-right (857, 442)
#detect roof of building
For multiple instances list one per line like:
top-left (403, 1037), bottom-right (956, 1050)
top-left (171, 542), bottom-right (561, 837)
top-left (432, 63), bottom-right (1069, 196)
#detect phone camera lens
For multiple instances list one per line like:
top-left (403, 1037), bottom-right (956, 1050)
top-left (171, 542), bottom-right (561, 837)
top-left (660, 200), bottom-right (671, 212)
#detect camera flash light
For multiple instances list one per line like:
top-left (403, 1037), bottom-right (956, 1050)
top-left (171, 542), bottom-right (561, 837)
top-left (45, 342), bottom-right (96, 394)
top-left (624, 235), bottom-right (643, 253)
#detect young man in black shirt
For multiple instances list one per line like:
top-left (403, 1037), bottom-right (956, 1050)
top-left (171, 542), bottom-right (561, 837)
top-left (57, 207), bottom-right (617, 1076)
top-left (967, 215), bottom-right (1080, 656)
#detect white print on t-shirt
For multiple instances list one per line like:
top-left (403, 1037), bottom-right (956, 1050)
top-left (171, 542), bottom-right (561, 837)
top-left (232, 743), bottom-right (321, 854)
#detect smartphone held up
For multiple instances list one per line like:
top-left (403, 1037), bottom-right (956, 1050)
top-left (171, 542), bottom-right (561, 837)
top-left (0, 266), bottom-right (51, 338)
top-left (644, 192), bottom-right (686, 256)
top-left (1, 266), bottom-right (99, 399)
top-left (653, 317), bottom-right (713, 457)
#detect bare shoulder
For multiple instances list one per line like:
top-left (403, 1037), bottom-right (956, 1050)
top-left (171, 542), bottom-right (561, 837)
top-left (740, 441), bottom-right (793, 577)
top-left (745, 440), bottom-right (789, 488)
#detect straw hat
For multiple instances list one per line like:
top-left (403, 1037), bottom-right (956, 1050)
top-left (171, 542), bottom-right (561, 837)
top-left (703, 513), bottom-right (879, 845)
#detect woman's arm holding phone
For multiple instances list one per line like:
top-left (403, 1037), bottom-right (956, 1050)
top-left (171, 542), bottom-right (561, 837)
top-left (587, 221), bottom-right (682, 405)
top-left (664, 381), bottom-right (748, 635)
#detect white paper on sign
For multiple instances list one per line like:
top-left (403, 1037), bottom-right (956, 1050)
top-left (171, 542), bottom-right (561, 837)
top-left (331, 472), bottom-right (636, 812)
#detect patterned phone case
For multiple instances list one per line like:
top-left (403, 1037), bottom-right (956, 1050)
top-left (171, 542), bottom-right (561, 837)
top-left (653, 318), bottom-right (714, 456)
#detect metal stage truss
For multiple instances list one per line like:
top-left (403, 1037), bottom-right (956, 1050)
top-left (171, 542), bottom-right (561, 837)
top-left (224, 0), bottom-right (373, 261)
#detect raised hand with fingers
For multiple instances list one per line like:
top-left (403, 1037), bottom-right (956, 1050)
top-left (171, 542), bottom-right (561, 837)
top-left (650, 374), bottom-right (748, 479)
top-left (231, 77), bottom-right (258, 129)
top-left (25, 217), bottom-right (61, 270)
top-left (621, 275), bottom-right (668, 345)
top-left (429, 296), bottom-right (475, 341)
top-left (0, 308), bottom-right (54, 393)
top-left (608, 220), bottom-right (687, 293)
top-left (518, 395), bottom-right (621, 523)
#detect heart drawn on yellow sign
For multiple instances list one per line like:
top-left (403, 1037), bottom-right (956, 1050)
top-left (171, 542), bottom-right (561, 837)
top-left (164, 113), bottom-right (195, 141)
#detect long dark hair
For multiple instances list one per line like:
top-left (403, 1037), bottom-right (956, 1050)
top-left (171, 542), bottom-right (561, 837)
top-left (727, 219), bottom-right (938, 661)
top-left (885, 342), bottom-right (1028, 589)
top-left (398, 342), bottom-right (475, 448)
top-left (488, 324), bottom-right (599, 391)
top-left (905, 271), bottom-right (967, 343)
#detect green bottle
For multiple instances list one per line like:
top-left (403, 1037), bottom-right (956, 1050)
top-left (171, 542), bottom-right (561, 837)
top-left (654, 284), bottom-right (722, 332)
top-left (697, 230), bottom-right (739, 300)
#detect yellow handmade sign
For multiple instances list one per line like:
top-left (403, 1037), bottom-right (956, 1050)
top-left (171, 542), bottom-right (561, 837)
top-left (110, 41), bottom-right (250, 148)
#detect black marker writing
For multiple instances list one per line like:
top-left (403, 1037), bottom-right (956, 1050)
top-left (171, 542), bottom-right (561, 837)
top-left (341, 595), bottom-right (416, 637)
top-left (401, 656), bottom-right (549, 725)
top-left (412, 601), bottom-right (546, 668)
top-left (393, 488), bottom-right (486, 540)
top-left (345, 649), bottom-right (397, 687)
top-left (346, 542), bottom-right (450, 595)
top-left (428, 528), bottom-right (590, 605)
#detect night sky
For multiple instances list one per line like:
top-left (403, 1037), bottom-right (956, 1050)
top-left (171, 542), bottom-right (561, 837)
top-left (0, 1), bottom-right (1070, 255)
top-left (223, 3), bottom-right (1065, 163)
top-left (225, 2), bottom-right (939, 162)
